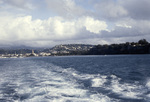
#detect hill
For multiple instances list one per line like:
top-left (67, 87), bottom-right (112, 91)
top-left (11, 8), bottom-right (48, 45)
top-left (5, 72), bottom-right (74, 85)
top-left (42, 44), bottom-right (94, 55)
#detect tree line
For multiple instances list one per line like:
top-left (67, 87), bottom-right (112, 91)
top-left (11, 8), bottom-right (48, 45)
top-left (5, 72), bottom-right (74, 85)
top-left (87, 39), bottom-right (150, 55)
top-left (0, 39), bottom-right (150, 55)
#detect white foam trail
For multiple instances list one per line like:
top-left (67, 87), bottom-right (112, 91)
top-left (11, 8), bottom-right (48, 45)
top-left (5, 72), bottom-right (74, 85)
top-left (91, 78), bottom-right (107, 87)
top-left (0, 60), bottom-right (115, 102)
top-left (1, 59), bottom-right (150, 101)
top-left (109, 75), bottom-right (144, 99)
top-left (58, 68), bottom-right (147, 100)
top-left (146, 79), bottom-right (150, 89)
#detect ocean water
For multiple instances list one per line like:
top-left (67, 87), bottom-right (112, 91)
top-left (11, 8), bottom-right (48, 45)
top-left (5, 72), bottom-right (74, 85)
top-left (0, 55), bottom-right (150, 102)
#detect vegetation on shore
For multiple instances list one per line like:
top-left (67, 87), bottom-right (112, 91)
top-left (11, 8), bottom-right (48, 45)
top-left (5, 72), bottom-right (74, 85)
top-left (0, 39), bottom-right (150, 57)
top-left (88, 39), bottom-right (150, 55)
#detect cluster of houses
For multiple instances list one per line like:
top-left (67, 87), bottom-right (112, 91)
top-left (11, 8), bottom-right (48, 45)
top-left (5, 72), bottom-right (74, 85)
top-left (1, 40), bottom-right (149, 58)
top-left (0, 50), bottom-right (51, 58)
top-left (0, 44), bottom-right (93, 58)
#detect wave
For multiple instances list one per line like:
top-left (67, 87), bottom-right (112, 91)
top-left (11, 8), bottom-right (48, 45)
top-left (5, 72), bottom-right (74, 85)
top-left (0, 60), bottom-right (114, 102)
top-left (0, 59), bottom-right (150, 102)
top-left (58, 67), bottom-right (150, 102)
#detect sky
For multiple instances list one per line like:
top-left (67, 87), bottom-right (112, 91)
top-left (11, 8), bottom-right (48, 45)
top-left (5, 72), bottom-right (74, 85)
top-left (0, 0), bottom-right (150, 47)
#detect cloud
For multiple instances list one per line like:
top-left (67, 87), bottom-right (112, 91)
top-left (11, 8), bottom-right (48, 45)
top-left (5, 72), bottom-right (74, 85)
top-left (94, 0), bottom-right (150, 21)
top-left (0, 15), bottom-right (108, 47)
top-left (2, 0), bottom-right (34, 10)
top-left (0, 13), bottom-right (149, 47)
top-left (100, 18), bottom-right (150, 42)
top-left (90, 0), bottom-right (150, 43)
top-left (94, 0), bottom-right (128, 20)
top-left (45, 0), bottom-right (87, 18)
top-left (121, 0), bottom-right (150, 20)
top-left (0, 0), bottom-right (150, 47)
top-left (78, 17), bottom-right (108, 34)
top-left (5, 0), bottom-right (27, 6)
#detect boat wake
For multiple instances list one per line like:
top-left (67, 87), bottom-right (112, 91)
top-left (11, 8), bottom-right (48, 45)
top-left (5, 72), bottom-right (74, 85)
top-left (0, 58), bottom-right (149, 102)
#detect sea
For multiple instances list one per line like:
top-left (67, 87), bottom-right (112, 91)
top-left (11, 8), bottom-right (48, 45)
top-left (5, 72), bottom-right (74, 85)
top-left (0, 55), bottom-right (150, 102)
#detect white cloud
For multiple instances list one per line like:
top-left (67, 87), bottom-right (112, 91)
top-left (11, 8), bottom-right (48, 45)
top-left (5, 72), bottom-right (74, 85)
top-left (100, 18), bottom-right (150, 42)
top-left (116, 23), bottom-right (132, 28)
top-left (78, 17), bottom-right (108, 34)
top-left (0, 15), bottom-right (108, 47)
top-left (0, 0), bottom-right (150, 47)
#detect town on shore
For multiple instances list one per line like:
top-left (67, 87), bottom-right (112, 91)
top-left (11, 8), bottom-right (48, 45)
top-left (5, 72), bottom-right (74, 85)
top-left (0, 39), bottom-right (150, 58)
